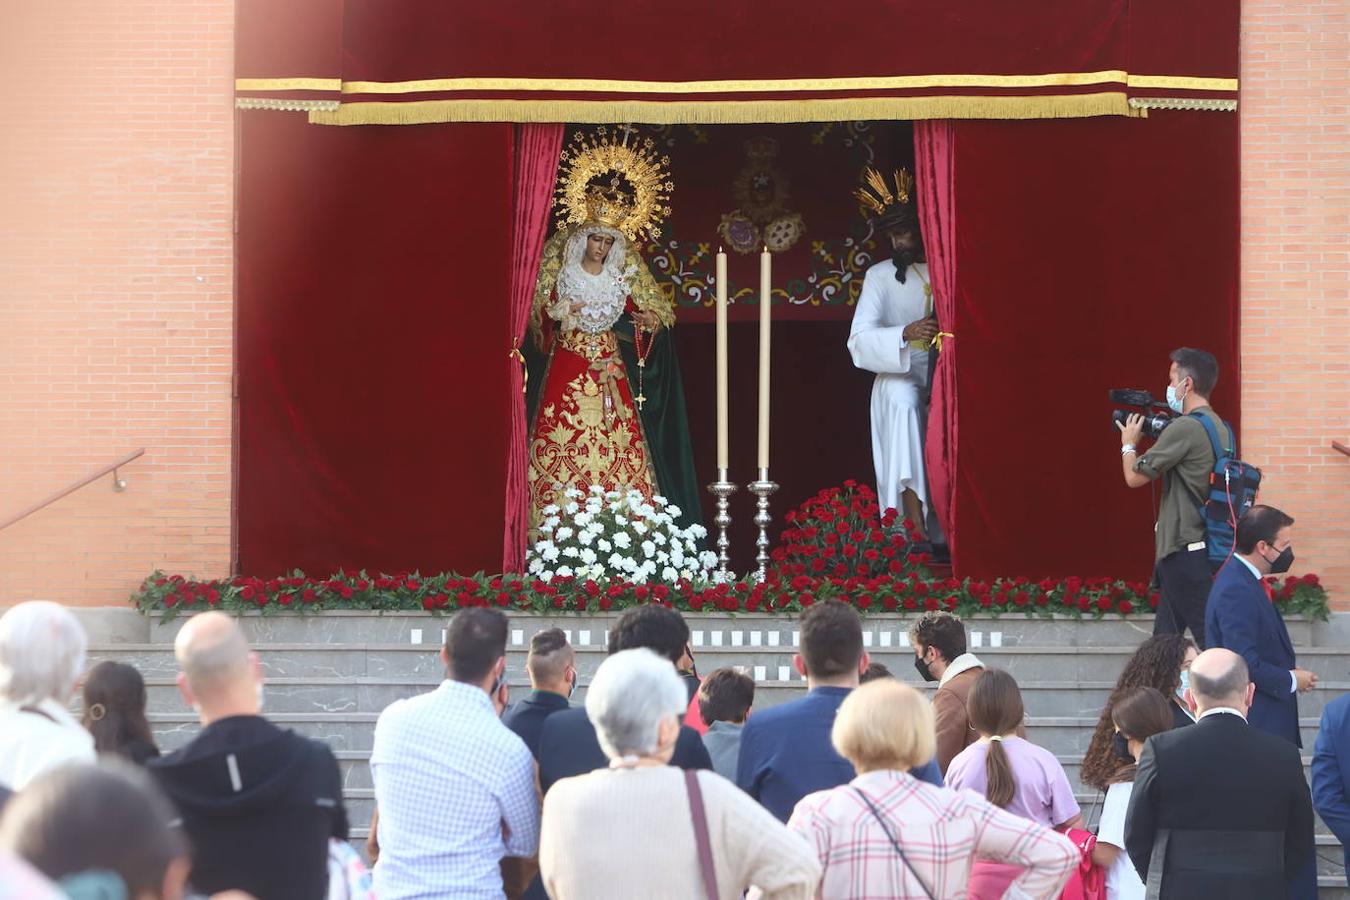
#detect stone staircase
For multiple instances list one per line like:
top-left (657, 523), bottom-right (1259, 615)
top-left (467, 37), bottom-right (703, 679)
top-left (82, 609), bottom-right (1350, 897)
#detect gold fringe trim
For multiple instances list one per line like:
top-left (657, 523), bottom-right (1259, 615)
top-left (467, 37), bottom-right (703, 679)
top-left (1129, 97), bottom-right (1237, 112)
top-left (1126, 74), bottom-right (1238, 91)
top-left (235, 77), bottom-right (342, 92)
top-left (236, 97), bottom-right (342, 112)
top-left (336, 70), bottom-right (1131, 95)
top-left (308, 93), bottom-right (1139, 126)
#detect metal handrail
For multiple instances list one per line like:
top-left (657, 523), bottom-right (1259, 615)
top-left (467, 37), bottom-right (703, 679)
top-left (1334, 441), bottom-right (1350, 459)
top-left (0, 448), bottom-right (146, 532)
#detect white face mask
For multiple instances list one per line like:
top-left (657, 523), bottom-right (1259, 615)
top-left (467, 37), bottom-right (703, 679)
top-left (1166, 379), bottom-right (1188, 414)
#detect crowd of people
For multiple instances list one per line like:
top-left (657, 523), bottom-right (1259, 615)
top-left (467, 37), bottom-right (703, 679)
top-left (0, 500), bottom-right (1343, 900)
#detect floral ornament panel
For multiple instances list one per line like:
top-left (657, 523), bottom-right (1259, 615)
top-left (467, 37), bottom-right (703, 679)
top-left (636, 121), bottom-right (915, 322)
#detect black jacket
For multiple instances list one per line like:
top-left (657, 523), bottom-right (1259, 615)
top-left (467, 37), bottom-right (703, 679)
top-left (536, 706), bottom-right (711, 795)
top-left (1125, 711), bottom-right (1314, 899)
top-left (149, 715), bottom-right (348, 900)
top-left (502, 690), bottom-right (570, 760)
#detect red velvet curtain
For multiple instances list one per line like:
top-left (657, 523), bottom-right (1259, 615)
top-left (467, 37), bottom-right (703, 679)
top-left (947, 113), bottom-right (1239, 581)
top-left (914, 120), bottom-right (959, 561)
top-left (236, 115), bottom-right (516, 576)
top-left (503, 125), bottom-right (565, 572)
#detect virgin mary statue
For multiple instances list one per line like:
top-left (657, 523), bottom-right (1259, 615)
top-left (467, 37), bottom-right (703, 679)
top-left (525, 128), bottom-right (703, 534)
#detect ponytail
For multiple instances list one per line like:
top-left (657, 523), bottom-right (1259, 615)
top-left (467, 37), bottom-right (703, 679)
top-left (966, 669), bottom-right (1025, 809)
top-left (983, 736), bottom-right (1016, 808)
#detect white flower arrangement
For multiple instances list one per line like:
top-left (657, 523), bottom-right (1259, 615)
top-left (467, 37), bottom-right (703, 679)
top-left (527, 486), bottom-right (717, 584)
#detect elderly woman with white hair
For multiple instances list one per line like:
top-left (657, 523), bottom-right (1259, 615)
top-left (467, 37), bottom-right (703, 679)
top-left (539, 648), bottom-right (820, 900)
top-left (0, 602), bottom-right (95, 790)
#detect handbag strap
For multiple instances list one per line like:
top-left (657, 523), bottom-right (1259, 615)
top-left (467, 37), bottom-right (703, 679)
top-left (684, 769), bottom-right (721, 900)
top-left (851, 787), bottom-right (936, 900)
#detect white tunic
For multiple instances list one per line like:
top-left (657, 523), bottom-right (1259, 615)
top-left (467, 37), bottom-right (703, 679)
top-left (847, 259), bottom-right (931, 515)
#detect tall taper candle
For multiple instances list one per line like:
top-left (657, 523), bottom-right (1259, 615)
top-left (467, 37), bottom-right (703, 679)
top-left (715, 248), bottom-right (729, 470)
top-left (758, 246), bottom-right (772, 469)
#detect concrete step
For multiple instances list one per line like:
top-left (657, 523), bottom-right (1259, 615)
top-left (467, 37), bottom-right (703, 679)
top-left (147, 711), bottom-right (1328, 758)
top-left (133, 610), bottom-right (1346, 649)
top-left (132, 672), bottom-right (1350, 720)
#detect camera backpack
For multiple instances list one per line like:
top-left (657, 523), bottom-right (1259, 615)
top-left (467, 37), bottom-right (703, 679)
top-left (1190, 411), bottom-right (1262, 566)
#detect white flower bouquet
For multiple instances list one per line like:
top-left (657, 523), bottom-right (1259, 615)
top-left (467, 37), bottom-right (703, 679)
top-left (527, 486), bottom-right (717, 584)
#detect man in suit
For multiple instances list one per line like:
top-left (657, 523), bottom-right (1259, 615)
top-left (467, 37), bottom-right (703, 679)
top-left (1205, 504), bottom-right (1317, 747)
top-left (736, 599), bottom-right (941, 822)
top-left (1313, 692), bottom-right (1350, 886)
top-left (502, 628), bottom-right (575, 759)
top-left (1125, 648), bottom-right (1314, 899)
top-left (536, 605), bottom-right (711, 794)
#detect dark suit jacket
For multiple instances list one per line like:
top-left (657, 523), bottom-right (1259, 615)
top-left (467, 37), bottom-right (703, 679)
top-left (1205, 558), bottom-right (1300, 746)
top-left (1313, 693), bottom-right (1350, 884)
top-left (536, 706), bottom-right (711, 795)
top-left (735, 686), bottom-right (943, 822)
top-left (1125, 711), bottom-right (1314, 899)
top-left (501, 690), bottom-right (570, 760)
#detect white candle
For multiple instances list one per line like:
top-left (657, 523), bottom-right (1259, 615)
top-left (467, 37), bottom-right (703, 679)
top-left (715, 249), bottom-right (729, 471)
top-left (758, 246), bottom-right (771, 470)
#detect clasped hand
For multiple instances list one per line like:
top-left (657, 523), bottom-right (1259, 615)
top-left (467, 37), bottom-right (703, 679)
top-left (902, 316), bottom-right (939, 344)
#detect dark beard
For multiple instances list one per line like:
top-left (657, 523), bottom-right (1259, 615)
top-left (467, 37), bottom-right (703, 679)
top-left (892, 247), bottom-right (920, 281)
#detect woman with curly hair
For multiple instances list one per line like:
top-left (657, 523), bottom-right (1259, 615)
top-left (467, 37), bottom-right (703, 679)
top-left (1081, 635), bottom-right (1197, 793)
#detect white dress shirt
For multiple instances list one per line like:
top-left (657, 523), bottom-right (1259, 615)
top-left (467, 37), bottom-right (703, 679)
top-left (371, 680), bottom-right (540, 900)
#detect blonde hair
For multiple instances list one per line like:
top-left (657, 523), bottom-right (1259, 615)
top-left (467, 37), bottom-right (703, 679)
top-left (832, 678), bottom-right (936, 773)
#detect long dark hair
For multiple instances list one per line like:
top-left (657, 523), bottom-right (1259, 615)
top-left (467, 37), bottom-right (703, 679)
top-left (1109, 687), bottom-right (1174, 784)
top-left (82, 661), bottom-right (157, 759)
top-left (967, 669), bottom-right (1024, 809)
top-left (1081, 635), bottom-right (1195, 791)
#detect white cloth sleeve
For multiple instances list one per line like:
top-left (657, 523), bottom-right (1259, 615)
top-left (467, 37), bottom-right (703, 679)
top-left (1291, 671), bottom-right (1298, 693)
top-left (847, 269), bottom-right (914, 375)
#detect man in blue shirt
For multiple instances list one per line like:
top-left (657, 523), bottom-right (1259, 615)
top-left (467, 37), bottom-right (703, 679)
top-left (736, 599), bottom-right (942, 821)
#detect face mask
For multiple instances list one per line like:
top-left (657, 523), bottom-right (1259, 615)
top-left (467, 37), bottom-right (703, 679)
top-left (1176, 669), bottom-right (1190, 703)
top-left (913, 652), bottom-right (938, 683)
top-left (1112, 732), bottom-right (1134, 762)
top-left (1166, 382), bottom-right (1187, 414)
top-left (1264, 544), bottom-right (1295, 575)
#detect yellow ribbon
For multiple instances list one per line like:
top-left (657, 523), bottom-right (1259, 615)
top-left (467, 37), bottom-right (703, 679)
top-left (510, 339), bottom-right (527, 393)
top-left (929, 331), bottom-right (955, 351)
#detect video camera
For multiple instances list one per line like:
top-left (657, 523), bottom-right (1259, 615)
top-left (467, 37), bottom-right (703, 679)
top-left (1109, 389), bottom-right (1175, 439)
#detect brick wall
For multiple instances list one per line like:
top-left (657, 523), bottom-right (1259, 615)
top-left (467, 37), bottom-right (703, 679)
top-left (1239, 2), bottom-right (1350, 602)
top-left (1, 2), bottom-right (1347, 607)
top-left (0, 1), bottom-right (235, 606)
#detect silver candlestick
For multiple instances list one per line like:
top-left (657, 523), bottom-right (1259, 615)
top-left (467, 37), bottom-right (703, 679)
top-left (706, 470), bottom-right (738, 582)
top-left (747, 468), bottom-right (779, 582)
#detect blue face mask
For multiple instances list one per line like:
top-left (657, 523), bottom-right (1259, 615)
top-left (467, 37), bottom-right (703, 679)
top-left (1176, 668), bottom-right (1190, 702)
top-left (1166, 380), bottom-right (1188, 414)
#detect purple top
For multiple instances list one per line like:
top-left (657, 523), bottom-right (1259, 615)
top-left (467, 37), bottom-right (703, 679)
top-left (943, 736), bottom-right (1080, 828)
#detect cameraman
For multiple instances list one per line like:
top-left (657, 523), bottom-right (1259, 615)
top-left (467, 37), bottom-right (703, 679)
top-left (1117, 347), bottom-right (1229, 648)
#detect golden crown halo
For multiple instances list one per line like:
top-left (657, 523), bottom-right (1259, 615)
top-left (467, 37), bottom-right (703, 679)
top-left (555, 126), bottom-right (673, 241)
top-left (854, 166), bottom-right (915, 216)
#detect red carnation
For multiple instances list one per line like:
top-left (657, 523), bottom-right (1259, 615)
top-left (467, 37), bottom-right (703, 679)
top-left (599, 596), bottom-right (613, 611)
top-left (302, 588), bottom-right (317, 603)
top-left (923, 597), bottom-right (939, 611)
top-left (552, 596), bottom-right (565, 609)
top-left (904, 597), bottom-right (918, 610)
top-left (421, 596), bottom-right (437, 611)
top-left (278, 593), bottom-right (293, 607)
top-left (1014, 592), bottom-right (1030, 607)
top-left (1118, 600), bottom-right (1134, 614)
top-left (1096, 596), bottom-right (1113, 612)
